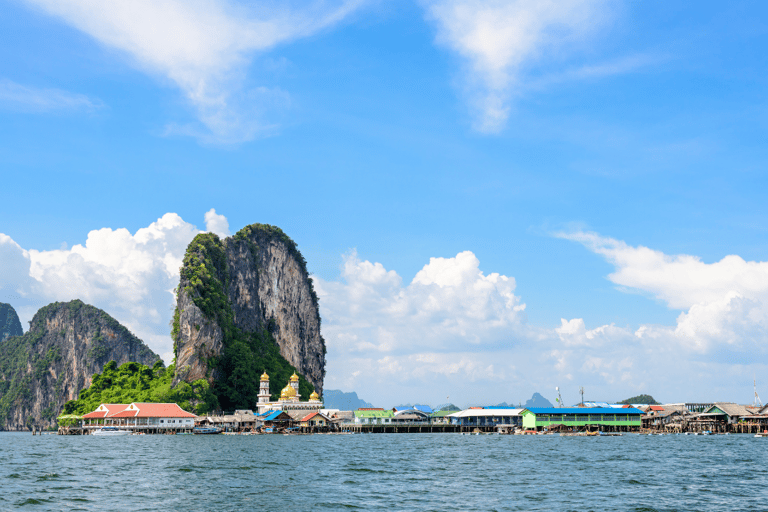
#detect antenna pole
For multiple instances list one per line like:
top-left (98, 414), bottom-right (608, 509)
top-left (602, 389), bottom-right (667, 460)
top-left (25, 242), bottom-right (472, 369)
top-left (580, 387), bottom-right (584, 406)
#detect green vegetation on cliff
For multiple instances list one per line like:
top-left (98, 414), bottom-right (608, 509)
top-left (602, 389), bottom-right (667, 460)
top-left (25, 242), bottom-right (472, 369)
top-left (0, 302), bottom-right (23, 342)
top-left (619, 394), bottom-right (659, 405)
top-left (177, 226), bottom-right (316, 411)
top-left (62, 361), bottom-right (218, 416)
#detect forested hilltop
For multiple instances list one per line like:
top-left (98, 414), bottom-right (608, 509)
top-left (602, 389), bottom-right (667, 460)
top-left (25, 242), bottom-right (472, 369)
top-left (172, 223), bottom-right (326, 411)
top-left (0, 300), bottom-right (159, 430)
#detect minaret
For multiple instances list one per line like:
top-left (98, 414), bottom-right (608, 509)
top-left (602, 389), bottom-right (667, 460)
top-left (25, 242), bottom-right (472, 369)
top-left (258, 372), bottom-right (271, 404)
top-left (290, 372), bottom-right (301, 401)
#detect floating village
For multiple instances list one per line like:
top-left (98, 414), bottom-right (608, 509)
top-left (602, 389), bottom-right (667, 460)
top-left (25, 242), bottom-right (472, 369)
top-left (52, 371), bottom-right (768, 437)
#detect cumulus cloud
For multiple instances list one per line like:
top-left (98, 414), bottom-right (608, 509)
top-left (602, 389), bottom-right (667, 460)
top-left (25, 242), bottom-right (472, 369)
top-left (204, 208), bottom-right (230, 238)
top-left (23, 0), bottom-right (363, 143)
top-left (0, 212), bottom-right (232, 362)
top-left (422, 0), bottom-right (611, 132)
top-left (0, 78), bottom-right (103, 113)
top-left (559, 231), bottom-right (768, 353)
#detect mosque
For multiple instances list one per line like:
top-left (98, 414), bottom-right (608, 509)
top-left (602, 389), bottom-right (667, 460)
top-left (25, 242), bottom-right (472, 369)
top-left (256, 371), bottom-right (323, 414)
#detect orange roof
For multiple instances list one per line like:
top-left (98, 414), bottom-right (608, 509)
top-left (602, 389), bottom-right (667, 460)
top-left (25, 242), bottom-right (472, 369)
top-left (107, 403), bottom-right (196, 418)
top-left (649, 405), bottom-right (664, 411)
top-left (83, 404), bottom-right (130, 419)
top-left (301, 412), bottom-right (323, 422)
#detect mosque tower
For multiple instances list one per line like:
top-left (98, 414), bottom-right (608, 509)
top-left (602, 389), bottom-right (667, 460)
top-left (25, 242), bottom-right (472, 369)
top-left (258, 371), bottom-right (271, 404)
top-left (289, 372), bottom-right (301, 401)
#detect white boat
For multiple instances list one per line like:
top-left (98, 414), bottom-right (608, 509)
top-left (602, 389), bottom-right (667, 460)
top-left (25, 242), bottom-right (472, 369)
top-left (93, 427), bottom-right (131, 436)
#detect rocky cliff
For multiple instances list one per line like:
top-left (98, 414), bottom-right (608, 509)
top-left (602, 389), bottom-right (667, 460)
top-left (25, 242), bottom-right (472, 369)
top-left (0, 303), bottom-right (23, 342)
top-left (0, 300), bottom-right (160, 430)
top-left (172, 224), bottom-right (325, 409)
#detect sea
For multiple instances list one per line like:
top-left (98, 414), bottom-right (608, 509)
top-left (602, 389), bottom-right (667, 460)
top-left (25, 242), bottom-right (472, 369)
top-left (1, 432), bottom-right (767, 511)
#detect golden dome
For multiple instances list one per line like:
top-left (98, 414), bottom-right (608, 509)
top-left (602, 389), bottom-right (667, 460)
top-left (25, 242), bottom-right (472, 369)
top-left (310, 391), bottom-right (320, 401)
top-left (280, 384), bottom-right (297, 400)
top-left (260, 371), bottom-right (269, 381)
top-left (290, 372), bottom-right (299, 382)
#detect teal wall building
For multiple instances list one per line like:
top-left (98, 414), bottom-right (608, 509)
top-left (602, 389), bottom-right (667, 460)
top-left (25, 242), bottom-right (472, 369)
top-left (521, 408), bottom-right (642, 432)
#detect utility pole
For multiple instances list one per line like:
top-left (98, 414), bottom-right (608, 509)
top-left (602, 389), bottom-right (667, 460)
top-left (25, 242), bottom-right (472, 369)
top-left (579, 387), bottom-right (585, 406)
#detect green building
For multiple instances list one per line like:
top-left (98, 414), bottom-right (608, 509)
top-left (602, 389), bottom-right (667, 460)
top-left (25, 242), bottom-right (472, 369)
top-left (521, 407), bottom-right (642, 432)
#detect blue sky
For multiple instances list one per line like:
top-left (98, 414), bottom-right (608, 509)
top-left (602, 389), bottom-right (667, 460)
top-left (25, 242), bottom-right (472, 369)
top-left (2, 0), bottom-right (768, 407)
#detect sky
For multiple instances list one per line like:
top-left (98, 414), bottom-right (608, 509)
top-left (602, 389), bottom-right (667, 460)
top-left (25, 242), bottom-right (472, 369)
top-left (2, 0), bottom-right (768, 408)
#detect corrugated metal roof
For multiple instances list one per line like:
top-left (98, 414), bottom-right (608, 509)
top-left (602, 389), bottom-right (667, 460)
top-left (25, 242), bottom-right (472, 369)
top-left (354, 410), bottom-right (393, 418)
top-left (262, 411), bottom-right (290, 421)
top-left (448, 408), bottom-right (523, 418)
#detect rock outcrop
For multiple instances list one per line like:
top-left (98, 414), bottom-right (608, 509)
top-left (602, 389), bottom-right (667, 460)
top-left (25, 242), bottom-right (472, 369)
top-left (0, 300), bottom-right (160, 430)
top-left (0, 303), bottom-right (23, 342)
top-left (173, 224), bottom-right (325, 406)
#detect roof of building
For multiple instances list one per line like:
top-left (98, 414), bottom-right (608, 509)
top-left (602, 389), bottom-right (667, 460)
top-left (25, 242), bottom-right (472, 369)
top-left (108, 403), bottom-right (196, 418)
top-left (301, 412), bottom-right (330, 422)
top-left (355, 409), bottom-right (393, 418)
top-left (523, 407), bottom-right (643, 415)
top-left (703, 403), bottom-right (754, 418)
top-left (448, 408), bottom-right (523, 418)
top-left (394, 413), bottom-right (427, 421)
top-left (262, 410), bottom-right (291, 422)
top-left (83, 404), bottom-right (130, 419)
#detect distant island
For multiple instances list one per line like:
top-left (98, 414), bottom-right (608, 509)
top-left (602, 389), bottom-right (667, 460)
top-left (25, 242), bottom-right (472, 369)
top-left (323, 390), bottom-right (374, 410)
top-left (619, 394), bottom-right (659, 405)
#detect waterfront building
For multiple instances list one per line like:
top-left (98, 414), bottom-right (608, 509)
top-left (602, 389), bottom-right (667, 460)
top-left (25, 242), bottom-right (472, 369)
top-left (354, 409), bottom-right (393, 425)
top-left (521, 407), bottom-right (642, 432)
top-left (300, 412), bottom-right (331, 428)
top-left (82, 403), bottom-right (196, 432)
top-left (82, 403), bottom-right (130, 426)
top-left (447, 408), bottom-right (523, 427)
top-left (259, 410), bottom-right (293, 429)
top-left (255, 371), bottom-right (323, 414)
top-left (392, 410), bottom-right (429, 423)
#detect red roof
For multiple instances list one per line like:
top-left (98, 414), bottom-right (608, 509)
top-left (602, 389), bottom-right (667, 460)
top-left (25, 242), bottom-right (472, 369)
top-left (301, 412), bottom-right (323, 422)
top-left (649, 405), bottom-right (664, 411)
top-left (83, 404), bottom-right (130, 419)
top-left (107, 403), bottom-right (196, 418)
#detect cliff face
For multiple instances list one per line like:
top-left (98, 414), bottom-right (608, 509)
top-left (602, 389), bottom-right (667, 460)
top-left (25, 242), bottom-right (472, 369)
top-left (0, 300), bottom-right (160, 430)
top-left (0, 303), bottom-right (23, 342)
top-left (173, 224), bottom-right (325, 407)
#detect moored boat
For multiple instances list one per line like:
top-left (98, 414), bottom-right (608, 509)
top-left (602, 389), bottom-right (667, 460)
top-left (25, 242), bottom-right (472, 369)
top-left (193, 426), bottom-right (222, 435)
top-left (93, 427), bottom-right (131, 436)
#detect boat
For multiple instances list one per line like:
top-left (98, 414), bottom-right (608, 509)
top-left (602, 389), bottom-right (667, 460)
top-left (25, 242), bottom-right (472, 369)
top-left (193, 426), bottom-right (222, 435)
top-left (93, 427), bottom-right (131, 436)
top-left (755, 431), bottom-right (768, 438)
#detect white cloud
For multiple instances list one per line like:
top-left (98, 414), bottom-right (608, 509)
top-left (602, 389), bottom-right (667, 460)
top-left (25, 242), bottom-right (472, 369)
top-left (0, 78), bottom-right (103, 113)
top-left (559, 231), bottom-right (768, 353)
top-left (422, 0), bottom-right (612, 132)
top-left (0, 211), bottom-right (233, 362)
top-left (204, 208), bottom-right (231, 238)
top-left (23, 0), bottom-right (363, 143)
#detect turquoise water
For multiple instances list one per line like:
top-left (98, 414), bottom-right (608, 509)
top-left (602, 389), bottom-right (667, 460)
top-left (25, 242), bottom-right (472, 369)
top-left (1, 432), bottom-right (767, 511)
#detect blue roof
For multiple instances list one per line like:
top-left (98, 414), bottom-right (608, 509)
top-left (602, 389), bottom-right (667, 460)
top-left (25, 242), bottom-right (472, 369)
top-left (261, 411), bottom-right (287, 421)
top-left (413, 405), bottom-right (433, 414)
top-left (524, 407), bottom-right (643, 415)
